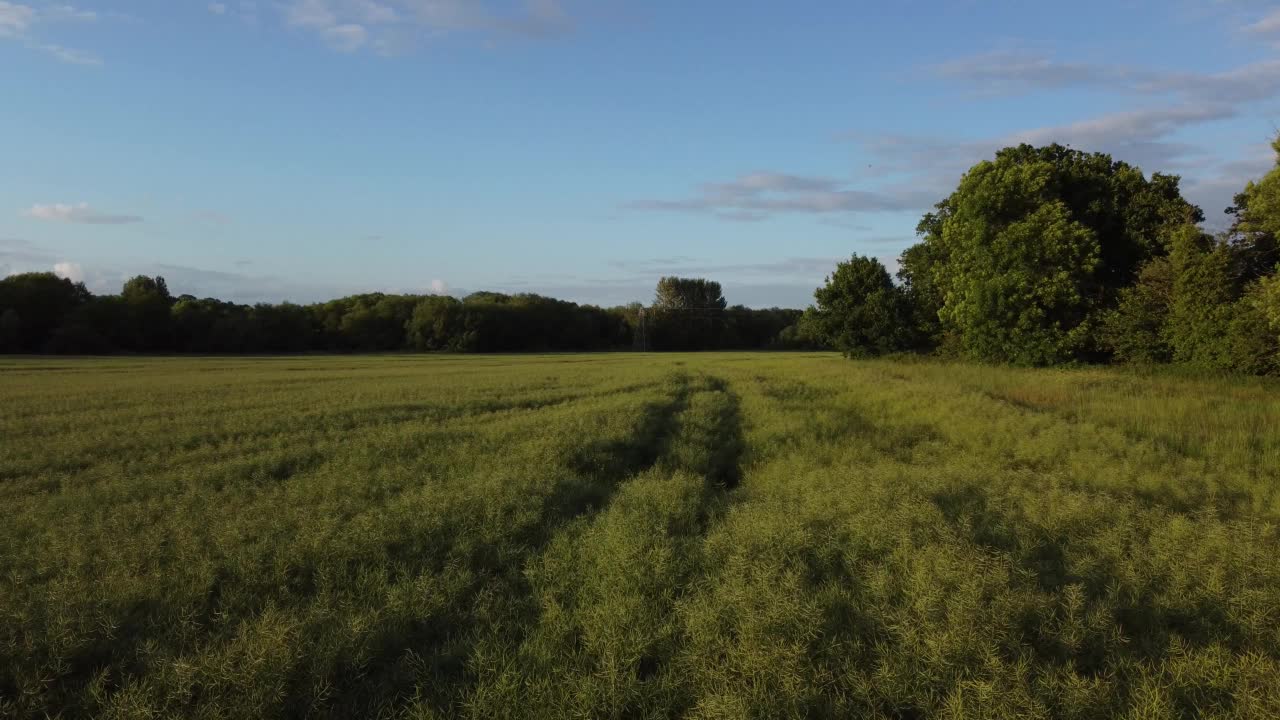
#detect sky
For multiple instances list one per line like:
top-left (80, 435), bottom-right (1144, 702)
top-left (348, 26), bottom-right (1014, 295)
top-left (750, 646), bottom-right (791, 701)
top-left (2, 0), bottom-right (1279, 309)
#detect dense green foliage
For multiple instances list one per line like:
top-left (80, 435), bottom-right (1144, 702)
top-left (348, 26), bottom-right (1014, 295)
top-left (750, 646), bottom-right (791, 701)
top-left (0, 277), bottom-right (804, 355)
top-left (2, 353), bottom-right (1279, 718)
top-left (653, 277), bottom-right (728, 311)
top-left (806, 140), bottom-right (1280, 375)
top-left (811, 254), bottom-right (913, 357)
top-left (898, 144), bottom-right (1198, 364)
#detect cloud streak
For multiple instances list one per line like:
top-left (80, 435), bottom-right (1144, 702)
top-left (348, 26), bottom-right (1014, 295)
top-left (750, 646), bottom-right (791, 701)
top-left (629, 171), bottom-right (937, 221)
top-left (931, 48), bottom-right (1280, 105)
top-left (25, 203), bottom-right (143, 225)
top-left (0, 1), bottom-right (100, 64)
top-left (864, 46), bottom-right (1280, 219)
top-left (607, 256), bottom-right (847, 280)
top-left (272, 0), bottom-right (572, 53)
top-left (1245, 8), bottom-right (1280, 44)
top-left (931, 51), bottom-right (1154, 95)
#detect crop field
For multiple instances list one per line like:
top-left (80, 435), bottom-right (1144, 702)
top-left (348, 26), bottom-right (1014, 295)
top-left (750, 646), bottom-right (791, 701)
top-left (2, 353), bottom-right (1280, 718)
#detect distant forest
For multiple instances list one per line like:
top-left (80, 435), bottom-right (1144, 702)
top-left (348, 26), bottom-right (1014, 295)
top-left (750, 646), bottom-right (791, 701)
top-left (3, 139), bottom-right (1279, 373)
top-left (0, 273), bottom-right (805, 355)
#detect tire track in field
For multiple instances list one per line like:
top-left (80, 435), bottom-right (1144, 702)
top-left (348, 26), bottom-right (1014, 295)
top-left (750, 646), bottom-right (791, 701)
top-left (748, 373), bottom-right (945, 466)
top-left (0, 380), bottom-right (669, 487)
top-left (3, 374), bottom-right (699, 719)
top-left (299, 373), bottom-right (699, 717)
top-left (460, 373), bottom-right (748, 717)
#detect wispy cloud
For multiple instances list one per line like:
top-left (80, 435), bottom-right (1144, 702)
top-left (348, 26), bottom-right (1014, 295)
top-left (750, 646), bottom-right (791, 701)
top-left (0, 236), bottom-right (56, 265)
top-left (264, 0), bottom-right (571, 53)
top-left (209, 1), bottom-right (260, 26)
top-left (931, 49), bottom-right (1280, 106)
top-left (629, 171), bottom-right (936, 222)
top-left (0, 1), bottom-right (100, 64)
top-left (852, 105), bottom-right (1240, 219)
top-left (607, 256), bottom-right (846, 281)
top-left (912, 46), bottom-right (1280, 217)
top-left (24, 202), bottom-right (143, 225)
top-left (1245, 8), bottom-right (1280, 44)
top-left (931, 51), bottom-right (1154, 95)
top-left (31, 41), bottom-right (100, 65)
top-left (0, 1), bottom-right (35, 37)
top-left (1008, 105), bottom-right (1234, 168)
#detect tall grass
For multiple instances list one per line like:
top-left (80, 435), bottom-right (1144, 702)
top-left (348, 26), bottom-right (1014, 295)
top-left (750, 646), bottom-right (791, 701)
top-left (1, 353), bottom-right (1277, 718)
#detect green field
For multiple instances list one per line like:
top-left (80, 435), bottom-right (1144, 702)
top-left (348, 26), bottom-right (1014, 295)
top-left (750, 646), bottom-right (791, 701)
top-left (3, 353), bottom-right (1280, 718)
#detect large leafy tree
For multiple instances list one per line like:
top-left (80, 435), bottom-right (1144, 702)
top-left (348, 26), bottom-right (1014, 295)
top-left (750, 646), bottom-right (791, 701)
top-left (902, 143), bottom-right (1200, 364)
top-left (653, 277), bottom-right (726, 310)
top-left (0, 272), bottom-right (91, 352)
top-left (120, 275), bottom-right (175, 352)
top-left (1226, 137), bottom-right (1280, 283)
top-left (812, 254), bottom-right (912, 357)
top-left (648, 277), bottom-right (728, 350)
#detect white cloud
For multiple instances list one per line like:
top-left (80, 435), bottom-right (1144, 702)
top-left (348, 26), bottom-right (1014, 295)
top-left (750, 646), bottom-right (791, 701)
top-left (876, 48), bottom-right (1280, 219)
top-left (0, 236), bottom-right (56, 265)
top-left (430, 278), bottom-right (449, 294)
top-left (1245, 8), bottom-right (1280, 42)
top-left (931, 51), bottom-right (1153, 95)
top-left (931, 50), bottom-right (1280, 106)
top-left (0, 1), bottom-right (35, 37)
top-left (323, 22), bottom-right (368, 51)
top-left (1143, 59), bottom-right (1280, 104)
top-left (209, 1), bottom-right (260, 26)
top-left (53, 261), bottom-right (84, 283)
top-left (286, 0), bottom-right (337, 29)
top-left (630, 171), bottom-right (937, 221)
top-left (25, 202), bottom-right (143, 225)
top-left (43, 4), bottom-right (96, 22)
top-left (0, 1), bottom-right (99, 64)
top-left (278, 0), bottom-right (571, 53)
top-left (607, 256), bottom-right (847, 282)
top-left (32, 42), bottom-right (100, 65)
top-left (1008, 105), bottom-right (1235, 154)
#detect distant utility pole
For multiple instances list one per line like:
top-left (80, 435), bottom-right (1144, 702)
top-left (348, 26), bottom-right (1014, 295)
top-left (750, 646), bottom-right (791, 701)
top-left (637, 307), bottom-right (649, 352)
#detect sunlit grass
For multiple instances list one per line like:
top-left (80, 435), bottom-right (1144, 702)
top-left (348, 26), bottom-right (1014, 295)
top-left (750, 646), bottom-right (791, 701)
top-left (2, 353), bottom-right (1278, 718)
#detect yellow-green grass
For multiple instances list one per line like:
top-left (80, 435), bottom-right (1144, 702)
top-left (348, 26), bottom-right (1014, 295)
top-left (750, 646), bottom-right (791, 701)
top-left (2, 353), bottom-right (1278, 718)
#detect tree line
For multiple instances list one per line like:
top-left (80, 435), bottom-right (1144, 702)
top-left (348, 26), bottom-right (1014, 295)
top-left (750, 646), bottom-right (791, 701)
top-left (0, 273), bottom-right (803, 354)
top-left (4, 138), bottom-right (1278, 371)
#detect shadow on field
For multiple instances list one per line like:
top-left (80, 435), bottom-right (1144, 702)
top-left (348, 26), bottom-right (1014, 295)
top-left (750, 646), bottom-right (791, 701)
top-left (753, 374), bottom-right (942, 464)
top-left (299, 374), bottom-right (702, 717)
top-left (699, 376), bottom-right (746, 489)
top-left (562, 373), bottom-right (693, 507)
top-left (927, 481), bottom-right (1259, 681)
top-left (560, 372), bottom-right (746, 495)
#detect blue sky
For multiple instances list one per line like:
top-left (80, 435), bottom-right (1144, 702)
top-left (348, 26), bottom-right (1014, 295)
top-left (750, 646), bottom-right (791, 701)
top-left (2, 0), bottom-right (1279, 308)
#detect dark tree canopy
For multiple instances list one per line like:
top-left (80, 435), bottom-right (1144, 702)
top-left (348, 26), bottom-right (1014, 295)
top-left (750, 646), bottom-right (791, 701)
top-left (0, 274), bottom-right (800, 355)
top-left (812, 254), bottom-right (912, 357)
top-left (0, 272), bottom-right (91, 352)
